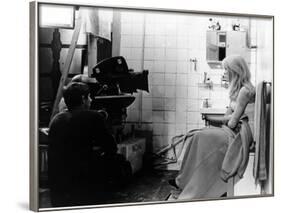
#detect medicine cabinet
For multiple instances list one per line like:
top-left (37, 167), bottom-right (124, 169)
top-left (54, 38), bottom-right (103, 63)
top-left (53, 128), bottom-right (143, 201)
top-left (206, 30), bottom-right (248, 66)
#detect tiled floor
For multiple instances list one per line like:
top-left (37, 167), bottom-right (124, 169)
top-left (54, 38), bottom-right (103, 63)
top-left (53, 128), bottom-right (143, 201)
top-left (39, 169), bottom-right (178, 209)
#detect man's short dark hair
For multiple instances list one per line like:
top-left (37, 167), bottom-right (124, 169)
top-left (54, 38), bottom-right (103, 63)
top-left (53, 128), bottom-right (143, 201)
top-left (63, 82), bottom-right (90, 110)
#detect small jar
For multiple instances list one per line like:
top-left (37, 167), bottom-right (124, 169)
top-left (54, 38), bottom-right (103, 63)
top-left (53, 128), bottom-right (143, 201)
top-left (202, 98), bottom-right (208, 108)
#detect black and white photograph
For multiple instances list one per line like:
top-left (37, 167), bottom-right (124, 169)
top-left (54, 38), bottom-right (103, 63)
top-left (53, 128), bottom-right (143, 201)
top-left (30, 1), bottom-right (274, 211)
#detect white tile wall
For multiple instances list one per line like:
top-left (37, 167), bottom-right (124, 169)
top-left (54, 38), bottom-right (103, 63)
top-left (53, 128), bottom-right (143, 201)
top-left (154, 61), bottom-right (165, 73)
top-left (165, 48), bottom-right (178, 61)
top-left (164, 73), bottom-right (176, 85)
top-left (131, 36), bottom-right (144, 48)
top-left (144, 48), bottom-right (154, 60)
top-left (165, 36), bottom-right (177, 48)
top-left (187, 86), bottom-right (199, 99)
top-left (127, 109), bottom-right (139, 122)
top-left (177, 62), bottom-right (188, 73)
top-left (121, 12), bottom-right (142, 23)
top-left (210, 87), bottom-right (222, 100)
top-left (187, 111), bottom-right (200, 124)
top-left (120, 47), bottom-right (131, 59)
top-left (187, 99), bottom-right (199, 112)
top-left (164, 111), bottom-right (176, 123)
top-left (142, 90), bottom-right (152, 98)
top-left (121, 23), bottom-right (132, 34)
top-left (130, 48), bottom-right (143, 60)
top-left (212, 99), bottom-right (229, 109)
top-left (165, 61), bottom-right (177, 73)
top-left (177, 49), bottom-right (189, 61)
top-left (250, 49), bottom-right (257, 64)
top-left (145, 35), bottom-right (154, 47)
top-left (120, 35), bottom-right (132, 47)
top-left (152, 85), bottom-right (165, 97)
top-left (154, 48), bottom-right (165, 60)
top-left (143, 60), bottom-right (154, 71)
top-left (177, 24), bottom-right (189, 36)
top-left (165, 86), bottom-right (176, 97)
top-left (187, 124), bottom-right (200, 131)
top-left (145, 23), bottom-right (155, 35)
top-left (176, 74), bottom-right (188, 85)
top-left (152, 73), bottom-right (165, 85)
top-left (145, 14), bottom-right (157, 24)
top-left (187, 73), bottom-right (200, 85)
top-left (176, 98), bottom-right (188, 112)
top-left (198, 88), bottom-right (211, 99)
top-left (127, 60), bottom-right (142, 71)
top-left (176, 111), bottom-right (187, 123)
top-left (153, 123), bottom-right (164, 135)
top-left (175, 123), bottom-right (187, 135)
top-left (142, 110), bottom-right (153, 122)
top-left (152, 111), bottom-right (164, 123)
top-left (155, 36), bottom-right (166, 48)
top-left (121, 11), bottom-right (256, 152)
top-left (154, 24), bottom-right (166, 35)
top-left (142, 97), bottom-right (152, 110)
top-left (177, 36), bottom-right (189, 49)
top-left (152, 98), bottom-right (164, 110)
top-left (164, 98), bottom-right (176, 111)
top-left (176, 86), bottom-right (188, 98)
top-left (132, 23), bottom-right (144, 35)
top-left (164, 124), bottom-right (176, 136)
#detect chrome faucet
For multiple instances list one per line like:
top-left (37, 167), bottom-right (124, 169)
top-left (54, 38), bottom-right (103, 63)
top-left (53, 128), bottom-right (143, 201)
top-left (203, 72), bottom-right (207, 84)
top-left (190, 58), bottom-right (197, 71)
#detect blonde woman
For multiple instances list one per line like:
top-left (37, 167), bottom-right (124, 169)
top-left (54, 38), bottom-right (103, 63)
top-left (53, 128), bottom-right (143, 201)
top-left (169, 55), bottom-right (255, 200)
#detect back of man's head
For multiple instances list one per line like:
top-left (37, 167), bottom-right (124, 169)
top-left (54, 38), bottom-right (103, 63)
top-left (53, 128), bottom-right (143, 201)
top-left (63, 82), bottom-right (90, 110)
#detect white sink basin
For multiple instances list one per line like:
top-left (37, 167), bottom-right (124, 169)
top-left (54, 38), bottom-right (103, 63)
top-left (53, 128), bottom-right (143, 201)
top-left (200, 108), bottom-right (226, 127)
top-left (199, 108), bottom-right (226, 114)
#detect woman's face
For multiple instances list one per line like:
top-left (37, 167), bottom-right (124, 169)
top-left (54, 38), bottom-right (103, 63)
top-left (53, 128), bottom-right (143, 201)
top-left (223, 68), bottom-right (230, 82)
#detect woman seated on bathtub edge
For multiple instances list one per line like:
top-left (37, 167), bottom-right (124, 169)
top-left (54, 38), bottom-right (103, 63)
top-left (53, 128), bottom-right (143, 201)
top-left (169, 55), bottom-right (255, 200)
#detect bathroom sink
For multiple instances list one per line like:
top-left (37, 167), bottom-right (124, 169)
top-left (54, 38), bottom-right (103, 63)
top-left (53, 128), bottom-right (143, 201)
top-left (200, 108), bottom-right (226, 127)
top-left (93, 94), bottom-right (136, 109)
top-left (200, 108), bottom-right (226, 114)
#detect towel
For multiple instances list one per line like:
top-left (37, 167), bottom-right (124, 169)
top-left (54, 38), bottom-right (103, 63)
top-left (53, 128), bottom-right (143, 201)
top-left (253, 81), bottom-right (270, 183)
top-left (221, 118), bottom-right (253, 181)
top-left (81, 7), bottom-right (113, 41)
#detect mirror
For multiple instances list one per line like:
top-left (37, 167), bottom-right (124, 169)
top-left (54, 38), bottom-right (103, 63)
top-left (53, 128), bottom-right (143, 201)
top-left (206, 30), bottom-right (248, 67)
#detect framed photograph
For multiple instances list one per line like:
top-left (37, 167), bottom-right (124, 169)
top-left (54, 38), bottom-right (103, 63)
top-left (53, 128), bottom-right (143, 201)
top-left (30, 1), bottom-right (274, 211)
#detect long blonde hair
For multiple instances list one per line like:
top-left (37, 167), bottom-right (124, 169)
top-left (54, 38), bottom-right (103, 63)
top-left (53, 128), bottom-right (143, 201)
top-left (222, 55), bottom-right (254, 101)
